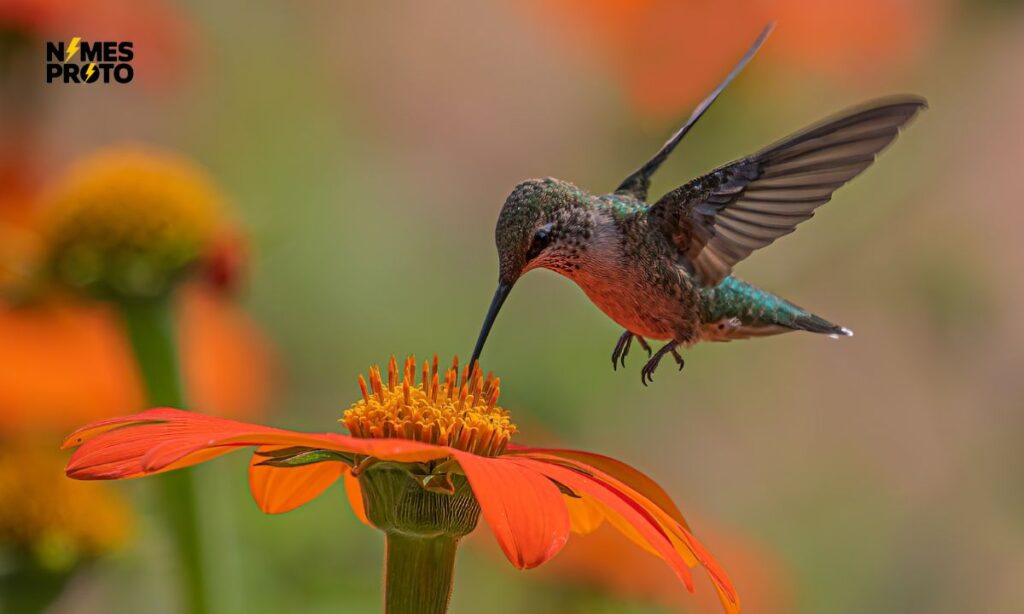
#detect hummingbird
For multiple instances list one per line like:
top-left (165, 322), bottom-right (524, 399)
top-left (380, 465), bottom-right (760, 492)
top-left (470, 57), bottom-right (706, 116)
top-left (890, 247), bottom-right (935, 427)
top-left (469, 24), bottom-right (926, 385)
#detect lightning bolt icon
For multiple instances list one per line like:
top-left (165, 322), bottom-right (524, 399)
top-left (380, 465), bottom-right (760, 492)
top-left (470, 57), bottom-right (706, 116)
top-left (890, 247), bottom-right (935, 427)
top-left (65, 36), bottom-right (81, 62)
top-left (85, 63), bottom-right (96, 81)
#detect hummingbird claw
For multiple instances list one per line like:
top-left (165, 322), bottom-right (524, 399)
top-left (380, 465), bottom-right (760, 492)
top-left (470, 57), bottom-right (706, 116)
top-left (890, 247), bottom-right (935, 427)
top-left (640, 364), bottom-right (653, 386)
top-left (639, 342), bottom-right (683, 385)
top-left (636, 336), bottom-right (652, 357)
top-left (671, 347), bottom-right (685, 370)
top-left (611, 331), bottom-right (629, 370)
top-left (611, 330), bottom-right (644, 371)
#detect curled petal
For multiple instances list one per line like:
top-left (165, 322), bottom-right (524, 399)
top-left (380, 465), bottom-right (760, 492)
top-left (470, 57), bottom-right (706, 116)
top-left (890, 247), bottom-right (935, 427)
top-left (550, 457), bottom-right (738, 612)
top-left (64, 409), bottom-right (248, 479)
top-left (506, 446), bottom-right (689, 528)
top-left (62, 410), bottom-right (173, 450)
top-left (525, 457), bottom-right (740, 613)
top-left (452, 452), bottom-right (570, 569)
top-left (64, 409), bottom-right (449, 480)
top-left (671, 523), bottom-right (739, 614)
top-left (522, 458), bottom-right (695, 583)
top-left (597, 496), bottom-right (663, 558)
top-left (573, 460), bottom-right (730, 583)
top-left (511, 448), bottom-right (712, 571)
top-left (248, 446), bottom-right (345, 514)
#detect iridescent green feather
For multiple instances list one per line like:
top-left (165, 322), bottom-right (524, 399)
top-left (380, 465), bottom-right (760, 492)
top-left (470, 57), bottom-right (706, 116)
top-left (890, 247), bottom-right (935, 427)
top-left (699, 276), bottom-right (849, 335)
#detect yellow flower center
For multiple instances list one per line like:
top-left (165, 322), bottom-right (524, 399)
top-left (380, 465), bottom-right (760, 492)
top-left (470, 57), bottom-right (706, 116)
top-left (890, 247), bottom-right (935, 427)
top-left (42, 145), bottom-right (225, 298)
top-left (342, 356), bottom-right (516, 457)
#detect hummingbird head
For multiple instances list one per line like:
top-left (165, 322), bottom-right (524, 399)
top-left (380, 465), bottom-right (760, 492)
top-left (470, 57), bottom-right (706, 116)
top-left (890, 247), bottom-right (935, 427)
top-left (471, 178), bottom-right (592, 367)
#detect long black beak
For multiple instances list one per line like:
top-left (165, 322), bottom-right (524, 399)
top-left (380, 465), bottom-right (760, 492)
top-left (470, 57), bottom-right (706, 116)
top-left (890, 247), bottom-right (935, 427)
top-left (469, 282), bottom-right (512, 368)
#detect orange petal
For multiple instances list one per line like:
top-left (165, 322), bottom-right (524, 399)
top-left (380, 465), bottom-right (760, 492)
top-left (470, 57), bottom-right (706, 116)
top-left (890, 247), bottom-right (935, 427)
top-left (526, 457), bottom-right (741, 614)
top-left (0, 288), bottom-right (273, 432)
top-left (0, 301), bottom-right (144, 432)
top-left (519, 457), bottom-right (696, 590)
top-left (62, 409), bottom-right (171, 449)
top-left (564, 492), bottom-right (604, 535)
top-left (64, 408), bottom-right (450, 480)
top-left (573, 462), bottom-right (713, 575)
top-left (248, 446), bottom-right (345, 514)
top-left (507, 446), bottom-right (689, 529)
top-left (451, 452), bottom-right (570, 569)
top-left (672, 523), bottom-right (740, 614)
top-left (511, 448), bottom-right (707, 570)
top-left (343, 468), bottom-right (371, 527)
top-left (595, 495), bottom-right (662, 558)
top-left (536, 453), bottom-right (739, 613)
top-left (64, 409), bottom-right (266, 479)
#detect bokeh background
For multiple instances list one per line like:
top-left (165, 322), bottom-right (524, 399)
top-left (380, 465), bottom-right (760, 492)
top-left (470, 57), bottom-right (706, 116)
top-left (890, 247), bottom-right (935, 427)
top-left (2, 0), bottom-right (1023, 612)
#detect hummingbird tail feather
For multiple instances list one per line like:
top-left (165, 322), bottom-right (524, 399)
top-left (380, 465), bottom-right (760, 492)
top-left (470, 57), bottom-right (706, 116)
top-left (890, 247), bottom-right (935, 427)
top-left (698, 276), bottom-right (852, 342)
top-left (788, 312), bottom-right (853, 338)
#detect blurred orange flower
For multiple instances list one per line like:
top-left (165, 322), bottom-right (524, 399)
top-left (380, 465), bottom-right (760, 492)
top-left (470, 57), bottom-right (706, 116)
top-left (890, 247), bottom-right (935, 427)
top-left (0, 145), bottom-right (275, 431)
top-left (0, 284), bottom-right (275, 432)
top-left (520, 0), bottom-right (944, 118)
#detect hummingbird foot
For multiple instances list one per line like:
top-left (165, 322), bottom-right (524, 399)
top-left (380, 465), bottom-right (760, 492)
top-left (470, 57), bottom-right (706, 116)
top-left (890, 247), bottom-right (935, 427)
top-left (640, 342), bottom-right (685, 386)
top-left (612, 331), bottom-right (652, 370)
top-left (670, 346), bottom-right (684, 369)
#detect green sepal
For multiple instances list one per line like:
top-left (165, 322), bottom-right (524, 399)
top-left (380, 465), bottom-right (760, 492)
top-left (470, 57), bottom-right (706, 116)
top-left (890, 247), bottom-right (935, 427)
top-left (253, 446), bottom-right (322, 459)
top-left (358, 464), bottom-right (480, 538)
top-left (430, 458), bottom-right (464, 477)
top-left (254, 449), bottom-right (353, 467)
top-left (420, 472), bottom-right (456, 495)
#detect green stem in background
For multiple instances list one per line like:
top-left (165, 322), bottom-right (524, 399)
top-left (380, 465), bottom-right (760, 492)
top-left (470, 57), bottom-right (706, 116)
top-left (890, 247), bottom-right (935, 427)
top-left (118, 296), bottom-right (208, 614)
top-left (383, 533), bottom-right (459, 614)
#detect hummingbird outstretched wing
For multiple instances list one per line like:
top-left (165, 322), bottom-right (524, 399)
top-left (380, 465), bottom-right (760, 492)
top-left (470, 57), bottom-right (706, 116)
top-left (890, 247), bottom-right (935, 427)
top-left (616, 23), bottom-right (774, 202)
top-left (648, 96), bottom-right (927, 286)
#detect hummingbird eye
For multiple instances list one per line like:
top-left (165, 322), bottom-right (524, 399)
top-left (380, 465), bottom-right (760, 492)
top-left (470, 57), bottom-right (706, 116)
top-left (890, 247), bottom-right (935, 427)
top-left (526, 223), bottom-right (554, 261)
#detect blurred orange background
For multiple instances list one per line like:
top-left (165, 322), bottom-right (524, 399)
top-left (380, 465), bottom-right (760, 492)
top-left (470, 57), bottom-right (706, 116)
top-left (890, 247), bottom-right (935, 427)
top-left (2, 0), bottom-right (1023, 612)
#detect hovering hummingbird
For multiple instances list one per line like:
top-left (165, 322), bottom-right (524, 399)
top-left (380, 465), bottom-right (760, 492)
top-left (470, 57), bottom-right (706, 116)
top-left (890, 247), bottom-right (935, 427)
top-left (469, 23), bottom-right (925, 385)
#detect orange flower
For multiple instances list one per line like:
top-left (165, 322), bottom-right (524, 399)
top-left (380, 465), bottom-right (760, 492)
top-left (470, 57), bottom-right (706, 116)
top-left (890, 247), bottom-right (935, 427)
top-left (0, 284), bottom-right (274, 432)
top-left (64, 357), bottom-right (739, 613)
top-left (521, 0), bottom-right (943, 118)
top-left (0, 145), bottom-right (275, 430)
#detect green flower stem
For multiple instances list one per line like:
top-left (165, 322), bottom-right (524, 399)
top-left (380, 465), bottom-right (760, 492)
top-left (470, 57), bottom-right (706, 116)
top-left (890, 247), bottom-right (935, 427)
top-left (358, 462), bottom-right (480, 613)
top-left (383, 532), bottom-right (460, 614)
top-left (118, 296), bottom-right (208, 614)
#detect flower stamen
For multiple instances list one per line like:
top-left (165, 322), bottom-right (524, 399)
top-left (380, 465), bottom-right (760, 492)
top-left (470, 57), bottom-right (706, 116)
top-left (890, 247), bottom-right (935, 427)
top-left (342, 355), bottom-right (516, 457)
